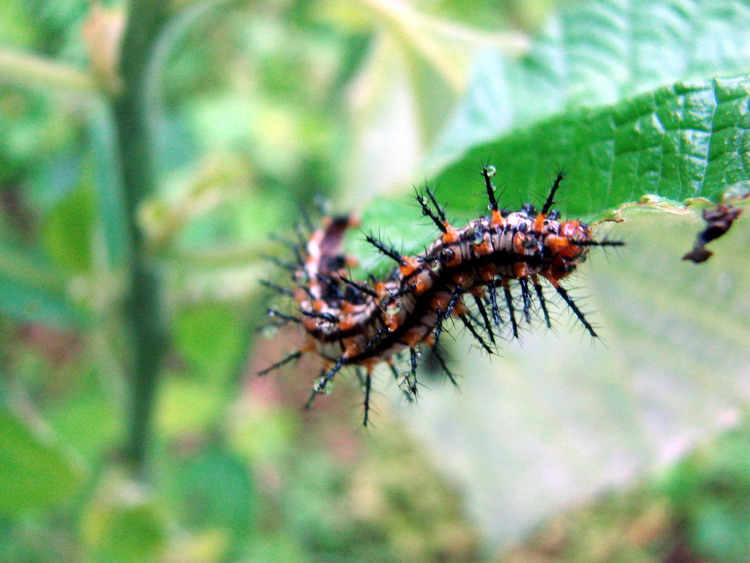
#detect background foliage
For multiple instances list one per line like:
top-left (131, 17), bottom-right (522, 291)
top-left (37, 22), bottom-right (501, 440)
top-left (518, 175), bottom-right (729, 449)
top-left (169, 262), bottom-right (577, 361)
top-left (1, 0), bottom-right (749, 561)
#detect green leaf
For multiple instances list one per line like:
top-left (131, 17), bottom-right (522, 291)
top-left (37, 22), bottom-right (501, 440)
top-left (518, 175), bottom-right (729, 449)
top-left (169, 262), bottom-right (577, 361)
top-left (46, 372), bottom-right (124, 464)
top-left (0, 244), bottom-right (82, 327)
top-left (0, 407), bottom-right (83, 514)
top-left (174, 302), bottom-right (245, 382)
top-left (431, 75), bottom-right (750, 218)
top-left (418, 0), bottom-right (750, 220)
top-left (156, 377), bottom-right (227, 438)
top-left (167, 445), bottom-right (257, 537)
top-left (664, 425), bottom-right (750, 562)
top-left (82, 473), bottom-right (166, 563)
top-left (42, 185), bottom-right (95, 273)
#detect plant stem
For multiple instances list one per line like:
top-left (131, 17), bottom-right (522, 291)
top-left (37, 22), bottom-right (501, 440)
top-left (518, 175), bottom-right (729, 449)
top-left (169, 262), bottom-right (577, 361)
top-left (112, 0), bottom-right (169, 476)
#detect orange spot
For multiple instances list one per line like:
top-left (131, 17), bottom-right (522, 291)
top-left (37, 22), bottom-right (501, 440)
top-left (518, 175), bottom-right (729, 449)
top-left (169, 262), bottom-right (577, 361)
top-left (476, 234), bottom-right (494, 256)
top-left (514, 262), bottom-right (529, 278)
top-left (313, 299), bottom-right (326, 312)
top-left (547, 235), bottom-right (582, 259)
top-left (413, 271), bottom-right (433, 295)
top-left (533, 213), bottom-right (546, 233)
top-left (513, 232), bottom-right (526, 254)
top-left (491, 210), bottom-right (505, 227)
top-left (303, 318), bottom-right (318, 331)
top-left (546, 235), bottom-right (568, 253)
top-left (339, 306), bottom-right (359, 330)
top-left (385, 314), bottom-right (400, 332)
top-left (399, 255), bottom-right (420, 277)
top-left (441, 223), bottom-right (459, 244)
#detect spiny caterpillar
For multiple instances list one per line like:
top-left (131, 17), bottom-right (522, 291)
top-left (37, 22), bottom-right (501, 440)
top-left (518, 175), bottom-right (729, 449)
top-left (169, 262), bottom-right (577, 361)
top-left (259, 166), bottom-right (622, 425)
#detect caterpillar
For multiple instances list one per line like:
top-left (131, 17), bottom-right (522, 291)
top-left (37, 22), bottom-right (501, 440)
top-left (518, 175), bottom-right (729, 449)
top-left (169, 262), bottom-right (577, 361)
top-left (259, 165), bottom-right (622, 425)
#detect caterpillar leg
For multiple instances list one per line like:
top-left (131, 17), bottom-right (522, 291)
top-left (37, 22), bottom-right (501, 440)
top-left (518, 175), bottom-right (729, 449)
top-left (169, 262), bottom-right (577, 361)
top-left (304, 356), bottom-right (345, 409)
top-left (458, 314), bottom-right (494, 355)
top-left (531, 275), bottom-right (552, 329)
top-left (258, 350), bottom-right (302, 376)
top-left (502, 279), bottom-right (519, 338)
top-left (259, 279), bottom-right (294, 297)
top-left (430, 345), bottom-right (458, 387)
top-left (362, 369), bottom-right (373, 427)
top-left (547, 278), bottom-right (597, 337)
top-left (519, 278), bottom-right (532, 323)
top-left (267, 308), bottom-right (302, 325)
top-left (388, 358), bottom-right (415, 402)
top-left (407, 347), bottom-right (420, 398)
top-left (488, 284), bottom-right (503, 326)
top-left (472, 293), bottom-right (496, 344)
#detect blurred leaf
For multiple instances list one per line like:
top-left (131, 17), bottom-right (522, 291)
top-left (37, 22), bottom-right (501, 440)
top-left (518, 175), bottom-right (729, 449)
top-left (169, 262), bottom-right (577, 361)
top-left (433, 0), bottom-right (750, 160)
top-left (0, 47), bottom-right (97, 95)
top-left (174, 302), bottom-right (245, 381)
top-left (664, 424), bottom-right (750, 562)
top-left (426, 0), bottom-right (561, 31)
top-left (0, 244), bottom-right (82, 327)
top-left (46, 372), bottom-right (124, 464)
top-left (0, 407), bottom-right (82, 514)
top-left (0, 87), bottom-right (79, 186)
top-left (168, 445), bottom-right (257, 537)
top-left (82, 473), bottom-right (166, 563)
top-left (227, 399), bottom-right (299, 465)
top-left (42, 185), bottom-right (95, 273)
top-left (156, 377), bottom-right (227, 438)
top-left (334, 0), bottom-right (529, 203)
top-left (0, 1), bottom-right (40, 47)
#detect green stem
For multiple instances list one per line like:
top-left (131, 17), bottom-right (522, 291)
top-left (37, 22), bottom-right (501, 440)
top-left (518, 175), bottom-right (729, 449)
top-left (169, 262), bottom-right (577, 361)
top-left (112, 0), bottom-right (169, 475)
